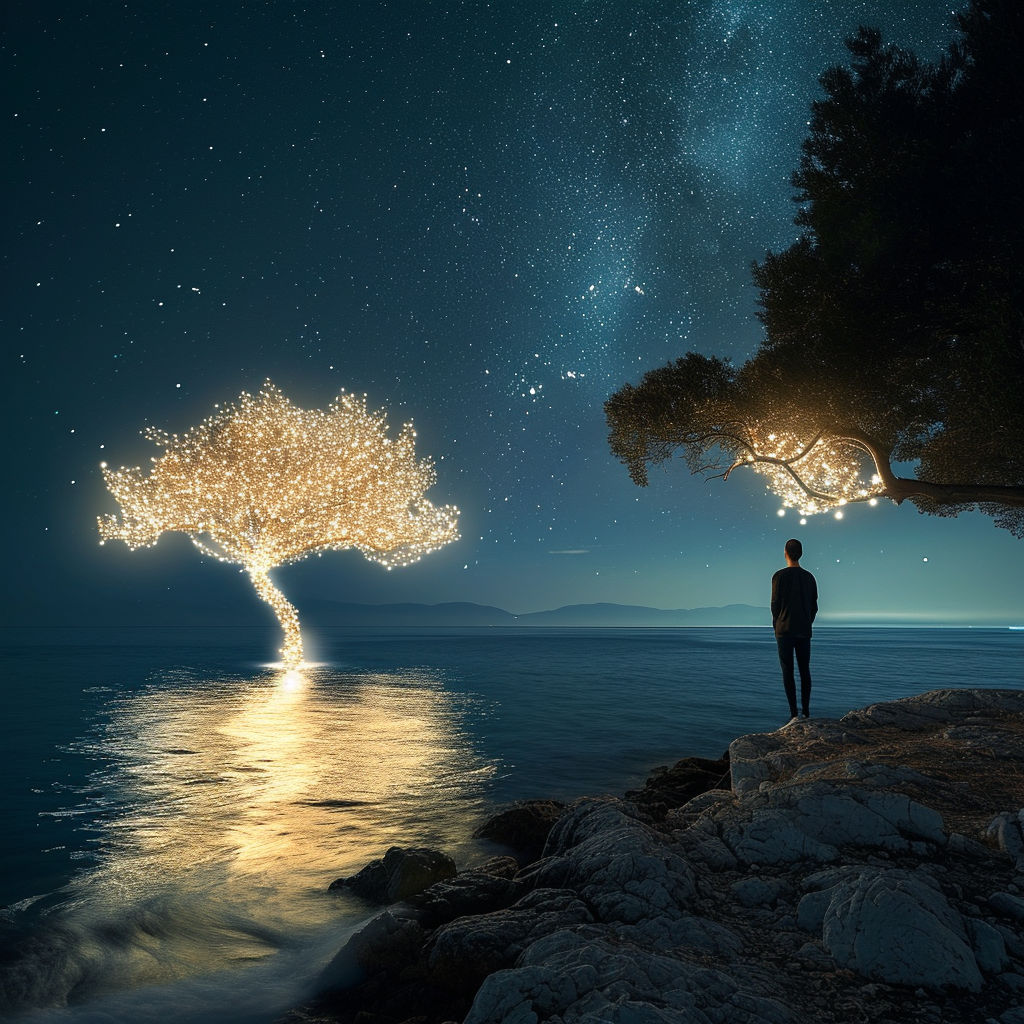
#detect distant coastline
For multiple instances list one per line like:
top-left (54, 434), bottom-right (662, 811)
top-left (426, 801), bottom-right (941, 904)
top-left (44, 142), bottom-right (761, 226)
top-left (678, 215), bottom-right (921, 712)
top-left (301, 599), bottom-right (769, 627)
top-left (6, 596), bottom-right (1020, 629)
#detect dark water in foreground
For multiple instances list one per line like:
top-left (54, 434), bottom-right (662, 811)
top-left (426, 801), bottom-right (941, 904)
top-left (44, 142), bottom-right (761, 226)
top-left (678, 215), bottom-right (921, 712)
top-left (1, 626), bottom-right (1021, 1022)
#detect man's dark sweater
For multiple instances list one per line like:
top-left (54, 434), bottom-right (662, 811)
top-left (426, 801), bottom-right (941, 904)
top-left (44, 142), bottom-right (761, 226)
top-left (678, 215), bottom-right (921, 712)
top-left (771, 566), bottom-right (818, 638)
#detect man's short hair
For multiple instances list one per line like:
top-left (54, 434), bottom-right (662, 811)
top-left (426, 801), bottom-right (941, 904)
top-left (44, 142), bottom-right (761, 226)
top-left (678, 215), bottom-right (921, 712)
top-left (785, 538), bottom-right (803, 561)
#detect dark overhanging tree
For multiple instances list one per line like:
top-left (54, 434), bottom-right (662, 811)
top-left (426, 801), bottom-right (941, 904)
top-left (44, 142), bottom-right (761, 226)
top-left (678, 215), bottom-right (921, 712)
top-left (606, 0), bottom-right (1024, 537)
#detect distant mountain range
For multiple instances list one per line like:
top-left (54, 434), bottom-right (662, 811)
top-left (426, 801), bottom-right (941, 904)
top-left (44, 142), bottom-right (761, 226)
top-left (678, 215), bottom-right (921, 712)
top-left (10, 594), bottom-right (1015, 628)
top-left (300, 600), bottom-right (769, 627)
top-left (7, 594), bottom-right (769, 628)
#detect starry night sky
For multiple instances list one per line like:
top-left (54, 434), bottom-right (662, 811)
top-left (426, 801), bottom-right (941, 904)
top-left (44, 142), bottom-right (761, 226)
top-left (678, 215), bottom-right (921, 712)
top-left (5, 1), bottom-right (1022, 628)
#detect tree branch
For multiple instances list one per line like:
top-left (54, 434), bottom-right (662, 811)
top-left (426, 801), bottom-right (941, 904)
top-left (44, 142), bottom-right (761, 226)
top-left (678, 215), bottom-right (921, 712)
top-left (882, 478), bottom-right (1024, 508)
top-left (830, 431), bottom-right (1024, 508)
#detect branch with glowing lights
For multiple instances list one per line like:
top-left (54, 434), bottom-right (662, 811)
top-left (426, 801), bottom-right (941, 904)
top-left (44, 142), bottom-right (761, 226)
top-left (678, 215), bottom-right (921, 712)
top-left (715, 428), bottom-right (886, 518)
top-left (605, 353), bottom-right (1024, 531)
top-left (98, 383), bottom-right (460, 668)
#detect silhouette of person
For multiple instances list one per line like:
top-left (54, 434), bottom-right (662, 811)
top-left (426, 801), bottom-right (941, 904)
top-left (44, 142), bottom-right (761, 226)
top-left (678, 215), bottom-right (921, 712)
top-left (771, 538), bottom-right (817, 723)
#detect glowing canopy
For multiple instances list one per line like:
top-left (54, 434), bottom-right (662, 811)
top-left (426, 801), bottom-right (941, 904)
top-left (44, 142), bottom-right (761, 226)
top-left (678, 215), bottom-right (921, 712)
top-left (98, 383), bottom-right (460, 667)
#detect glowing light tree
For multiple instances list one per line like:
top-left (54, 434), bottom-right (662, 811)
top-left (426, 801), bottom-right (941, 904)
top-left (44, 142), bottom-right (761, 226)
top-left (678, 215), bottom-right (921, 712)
top-left (98, 383), bottom-right (460, 668)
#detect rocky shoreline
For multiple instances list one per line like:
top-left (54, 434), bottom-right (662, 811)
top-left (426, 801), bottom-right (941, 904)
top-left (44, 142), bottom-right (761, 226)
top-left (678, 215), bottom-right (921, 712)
top-left (285, 688), bottom-right (1024, 1024)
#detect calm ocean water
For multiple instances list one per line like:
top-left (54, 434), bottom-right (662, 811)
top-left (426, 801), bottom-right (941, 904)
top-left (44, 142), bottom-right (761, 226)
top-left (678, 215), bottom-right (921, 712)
top-left (1, 625), bottom-right (1021, 1022)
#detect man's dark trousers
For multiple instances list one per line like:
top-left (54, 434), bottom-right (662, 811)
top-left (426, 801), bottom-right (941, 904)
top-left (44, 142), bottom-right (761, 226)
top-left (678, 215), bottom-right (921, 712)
top-left (777, 636), bottom-right (811, 718)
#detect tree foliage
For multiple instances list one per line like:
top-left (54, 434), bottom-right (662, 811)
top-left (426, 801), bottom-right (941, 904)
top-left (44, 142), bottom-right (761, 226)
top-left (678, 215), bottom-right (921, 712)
top-left (99, 383), bottom-right (460, 667)
top-left (607, 0), bottom-right (1024, 536)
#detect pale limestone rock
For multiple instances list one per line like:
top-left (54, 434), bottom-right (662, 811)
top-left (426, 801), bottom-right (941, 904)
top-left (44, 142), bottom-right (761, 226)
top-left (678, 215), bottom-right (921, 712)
top-left (801, 864), bottom-right (867, 889)
top-left (729, 719), bottom-right (875, 794)
top-left (728, 733), bottom-right (786, 795)
top-left (796, 865), bottom-right (869, 932)
top-left (535, 798), bottom-right (697, 924)
top-left (675, 789), bottom-right (738, 817)
top-left (794, 941), bottom-right (840, 969)
top-left (987, 813), bottom-right (1024, 861)
top-left (944, 724), bottom-right (1024, 758)
top-left (463, 929), bottom-right (795, 1024)
top-left (718, 779), bottom-right (946, 868)
top-left (774, 781), bottom-right (946, 846)
top-left (790, 759), bottom-right (940, 789)
top-left (405, 869), bottom-right (524, 929)
top-left (841, 688), bottom-right (1024, 732)
top-left (995, 921), bottom-right (1024, 957)
top-left (671, 824), bottom-right (739, 871)
top-left (542, 796), bottom-right (646, 854)
top-left (816, 869), bottom-right (983, 991)
top-left (720, 808), bottom-right (840, 865)
top-left (663, 789), bottom-right (738, 837)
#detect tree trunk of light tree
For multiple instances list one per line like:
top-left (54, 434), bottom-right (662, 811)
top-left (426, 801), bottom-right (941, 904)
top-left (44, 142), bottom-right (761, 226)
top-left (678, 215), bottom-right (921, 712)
top-left (248, 568), bottom-right (304, 669)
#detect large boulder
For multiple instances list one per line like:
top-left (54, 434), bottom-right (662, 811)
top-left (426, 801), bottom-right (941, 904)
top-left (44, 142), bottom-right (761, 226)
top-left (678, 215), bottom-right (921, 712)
top-left (987, 890), bottom-right (1024, 924)
top-left (716, 781), bottom-right (946, 867)
top-left (404, 869), bottom-right (525, 929)
top-left (841, 688), bottom-right (1024, 732)
top-left (463, 928), bottom-right (795, 1024)
top-left (469, 855), bottom-right (521, 879)
top-left (425, 888), bottom-right (594, 992)
top-left (475, 800), bottom-right (567, 864)
top-left (316, 909), bottom-right (428, 992)
top-left (530, 797), bottom-right (698, 924)
top-left (328, 846), bottom-right (457, 903)
top-left (728, 719), bottom-right (873, 795)
top-left (987, 811), bottom-right (1024, 861)
top-left (625, 753), bottom-right (731, 821)
top-left (799, 868), bottom-right (983, 992)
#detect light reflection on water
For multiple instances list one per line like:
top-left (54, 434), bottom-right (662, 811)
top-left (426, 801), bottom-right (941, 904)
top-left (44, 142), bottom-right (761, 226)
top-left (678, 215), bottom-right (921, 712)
top-left (21, 665), bottom-right (497, 1007)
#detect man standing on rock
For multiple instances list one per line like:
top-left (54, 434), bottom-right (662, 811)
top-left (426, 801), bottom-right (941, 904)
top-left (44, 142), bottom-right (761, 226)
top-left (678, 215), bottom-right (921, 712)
top-left (771, 538), bottom-right (818, 725)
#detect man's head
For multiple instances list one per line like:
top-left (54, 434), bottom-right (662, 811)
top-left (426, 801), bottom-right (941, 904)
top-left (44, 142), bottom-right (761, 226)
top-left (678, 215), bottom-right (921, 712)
top-left (785, 538), bottom-right (803, 563)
